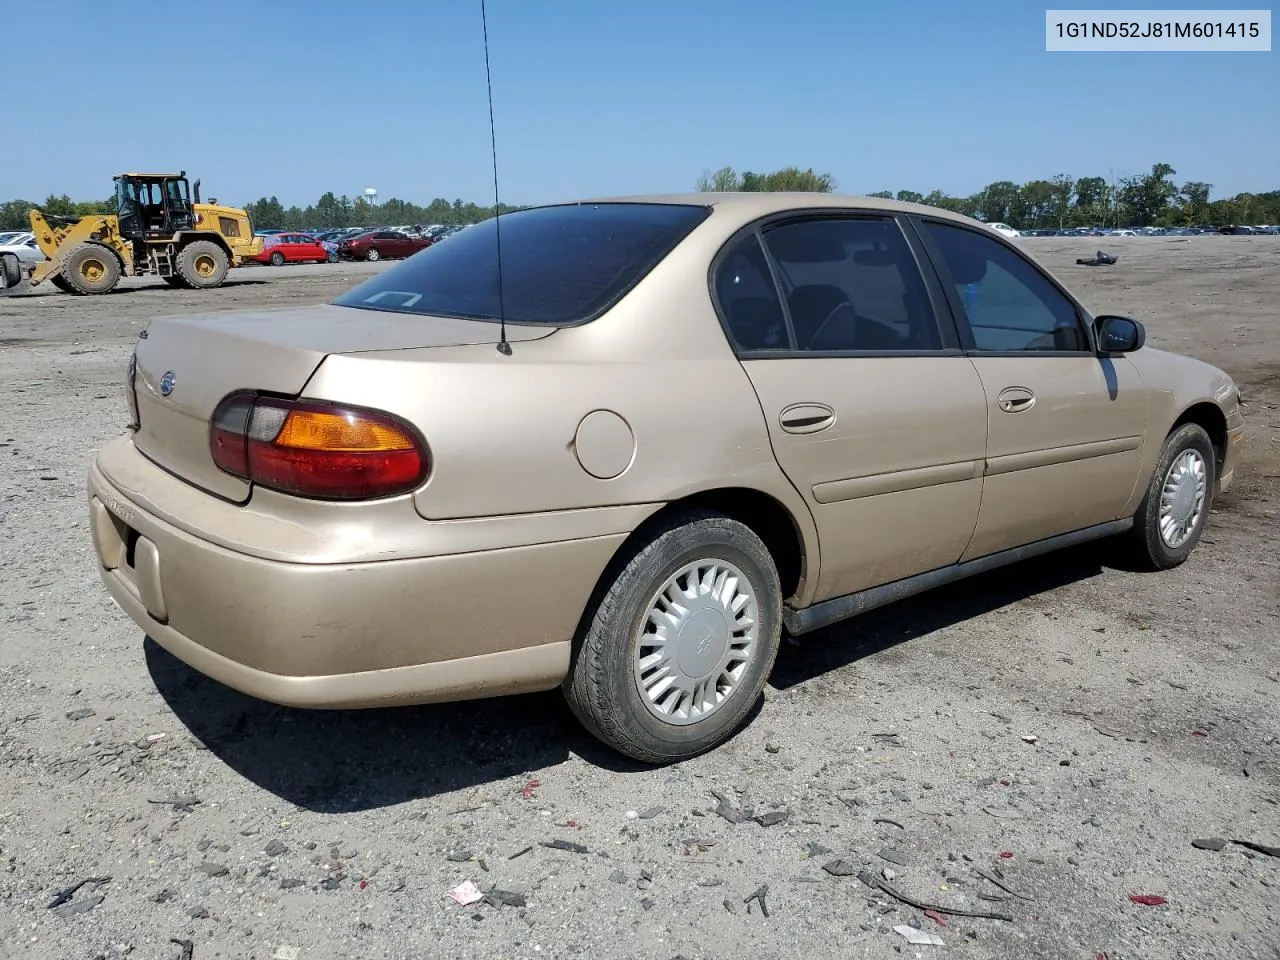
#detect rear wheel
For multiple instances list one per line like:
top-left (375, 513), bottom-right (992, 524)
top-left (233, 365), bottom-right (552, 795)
top-left (326, 250), bottom-right (339, 263)
top-left (270, 250), bottom-right (286, 266)
top-left (1126, 423), bottom-right (1216, 570)
top-left (563, 510), bottom-right (783, 764)
top-left (61, 243), bottom-right (121, 295)
top-left (176, 240), bottom-right (229, 289)
top-left (365, 247), bottom-right (380, 261)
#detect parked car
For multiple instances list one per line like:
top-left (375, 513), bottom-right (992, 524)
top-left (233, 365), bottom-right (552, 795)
top-left (986, 221), bottom-right (1020, 239)
top-left (251, 233), bottom-right (337, 266)
top-left (0, 231), bottom-right (44, 267)
top-left (88, 193), bottom-right (1244, 763)
top-left (338, 230), bottom-right (434, 261)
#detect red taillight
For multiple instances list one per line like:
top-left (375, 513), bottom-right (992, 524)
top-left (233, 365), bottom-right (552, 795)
top-left (209, 393), bottom-right (429, 500)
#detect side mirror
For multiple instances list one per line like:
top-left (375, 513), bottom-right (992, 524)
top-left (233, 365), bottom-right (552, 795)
top-left (1095, 315), bottom-right (1146, 353)
top-left (0, 251), bottom-right (22, 291)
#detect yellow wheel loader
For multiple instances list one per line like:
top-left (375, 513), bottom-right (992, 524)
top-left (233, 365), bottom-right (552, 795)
top-left (20, 172), bottom-right (264, 295)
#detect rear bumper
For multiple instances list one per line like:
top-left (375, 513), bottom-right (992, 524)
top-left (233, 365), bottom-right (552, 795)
top-left (87, 444), bottom-right (628, 709)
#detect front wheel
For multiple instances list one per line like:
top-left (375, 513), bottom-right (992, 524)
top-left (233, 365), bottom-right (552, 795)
top-left (61, 243), bottom-right (121, 295)
top-left (1126, 422), bottom-right (1216, 570)
top-left (563, 510), bottom-right (782, 764)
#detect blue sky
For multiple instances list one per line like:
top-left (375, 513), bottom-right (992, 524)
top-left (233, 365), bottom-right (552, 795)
top-left (3, 0), bottom-right (1274, 207)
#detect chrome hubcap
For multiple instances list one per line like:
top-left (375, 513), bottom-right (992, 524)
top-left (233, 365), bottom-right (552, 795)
top-left (633, 559), bottom-right (758, 726)
top-left (1159, 449), bottom-right (1207, 548)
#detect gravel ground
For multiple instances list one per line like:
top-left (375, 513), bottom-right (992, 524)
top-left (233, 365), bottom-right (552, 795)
top-left (1, 239), bottom-right (1277, 960)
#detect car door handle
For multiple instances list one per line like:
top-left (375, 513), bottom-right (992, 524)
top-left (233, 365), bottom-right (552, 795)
top-left (997, 386), bottom-right (1036, 413)
top-left (779, 402), bottom-right (836, 434)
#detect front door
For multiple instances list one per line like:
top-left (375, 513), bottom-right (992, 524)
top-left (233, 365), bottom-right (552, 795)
top-left (717, 213), bottom-right (989, 602)
top-left (280, 235), bottom-right (304, 261)
top-left (163, 178), bottom-right (194, 232)
top-left (298, 235), bottom-right (324, 261)
top-left (916, 218), bottom-right (1149, 559)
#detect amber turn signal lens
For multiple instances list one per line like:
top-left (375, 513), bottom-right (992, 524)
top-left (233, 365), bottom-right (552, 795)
top-left (274, 409), bottom-right (417, 452)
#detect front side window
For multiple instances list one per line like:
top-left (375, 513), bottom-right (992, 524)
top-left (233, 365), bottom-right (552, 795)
top-left (922, 221), bottom-right (1087, 352)
top-left (334, 202), bottom-right (711, 324)
top-left (759, 217), bottom-right (941, 352)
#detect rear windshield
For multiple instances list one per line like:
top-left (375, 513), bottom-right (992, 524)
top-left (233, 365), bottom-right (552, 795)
top-left (331, 202), bottom-right (711, 324)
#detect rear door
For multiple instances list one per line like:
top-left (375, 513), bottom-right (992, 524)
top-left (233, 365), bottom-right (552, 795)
top-left (914, 218), bottom-right (1148, 559)
top-left (719, 212), bottom-right (988, 602)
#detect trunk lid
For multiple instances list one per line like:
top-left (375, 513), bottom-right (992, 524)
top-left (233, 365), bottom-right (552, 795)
top-left (131, 303), bottom-right (552, 502)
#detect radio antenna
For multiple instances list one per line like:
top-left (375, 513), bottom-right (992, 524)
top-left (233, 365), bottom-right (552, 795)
top-left (481, 0), bottom-right (511, 356)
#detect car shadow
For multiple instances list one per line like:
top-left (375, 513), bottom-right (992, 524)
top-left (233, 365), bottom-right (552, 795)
top-left (768, 542), bottom-right (1108, 690)
top-left (144, 543), bottom-right (1107, 811)
top-left (144, 639), bottom-right (655, 813)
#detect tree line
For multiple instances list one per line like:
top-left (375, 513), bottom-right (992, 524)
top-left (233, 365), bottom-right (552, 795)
top-left (4, 162), bottom-right (1276, 233)
top-left (696, 162), bottom-right (1279, 228)
top-left (240, 193), bottom-right (526, 231)
top-left (0, 191), bottom-right (523, 233)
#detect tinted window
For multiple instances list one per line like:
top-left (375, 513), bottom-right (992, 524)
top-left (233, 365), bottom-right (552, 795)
top-left (713, 232), bottom-right (789, 351)
top-left (923, 222), bottom-right (1086, 351)
top-left (334, 203), bottom-right (711, 324)
top-left (760, 217), bottom-right (940, 352)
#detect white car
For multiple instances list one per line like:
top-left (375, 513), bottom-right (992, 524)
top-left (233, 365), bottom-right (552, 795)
top-left (986, 222), bottom-right (1020, 239)
top-left (0, 232), bottom-right (44, 266)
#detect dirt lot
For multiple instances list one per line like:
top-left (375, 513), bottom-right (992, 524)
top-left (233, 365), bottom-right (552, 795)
top-left (1, 239), bottom-right (1277, 960)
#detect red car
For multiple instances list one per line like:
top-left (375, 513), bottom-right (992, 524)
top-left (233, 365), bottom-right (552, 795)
top-left (251, 233), bottom-right (337, 266)
top-left (338, 230), bottom-right (434, 261)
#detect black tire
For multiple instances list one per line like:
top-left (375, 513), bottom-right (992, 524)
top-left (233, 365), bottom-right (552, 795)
top-left (162, 275), bottom-right (188, 288)
top-left (326, 250), bottom-right (339, 263)
top-left (1126, 422), bottom-right (1217, 571)
top-left (50, 273), bottom-right (74, 293)
top-left (61, 243), bottom-right (121, 295)
top-left (365, 247), bottom-right (380, 261)
top-left (176, 240), bottom-right (230, 289)
top-left (270, 250), bottom-right (286, 266)
top-left (563, 509), bottom-right (783, 764)
top-left (0, 252), bottom-right (21, 292)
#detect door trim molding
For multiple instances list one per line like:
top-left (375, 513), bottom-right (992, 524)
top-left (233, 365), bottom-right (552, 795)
top-left (984, 436), bottom-right (1142, 477)
top-left (812, 459), bottom-right (983, 504)
top-left (784, 518), bottom-right (1132, 636)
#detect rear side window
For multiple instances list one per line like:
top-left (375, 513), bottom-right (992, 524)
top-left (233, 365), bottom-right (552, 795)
top-left (761, 217), bottom-right (941, 352)
top-left (713, 233), bottom-right (789, 351)
top-left (334, 202), bottom-right (711, 324)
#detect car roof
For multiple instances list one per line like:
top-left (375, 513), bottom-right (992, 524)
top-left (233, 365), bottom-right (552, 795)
top-left (563, 191), bottom-right (978, 229)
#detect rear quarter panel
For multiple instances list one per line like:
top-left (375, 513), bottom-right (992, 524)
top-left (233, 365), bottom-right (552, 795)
top-left (300, 237), bottom-right (823, 599)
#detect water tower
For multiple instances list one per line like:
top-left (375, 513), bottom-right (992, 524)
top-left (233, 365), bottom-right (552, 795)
top-left (364, 187), bottom-right (378, 206)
